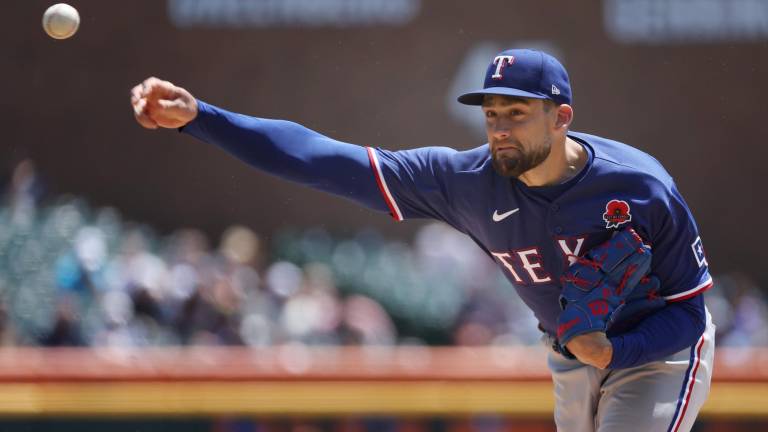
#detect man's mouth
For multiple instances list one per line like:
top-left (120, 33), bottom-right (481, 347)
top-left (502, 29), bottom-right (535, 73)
top-left (495, 143), bottom-right (521, 154)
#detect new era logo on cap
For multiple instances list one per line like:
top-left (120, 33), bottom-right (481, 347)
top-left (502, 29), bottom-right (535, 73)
top-left (457, 48), bottom-right (572, 106)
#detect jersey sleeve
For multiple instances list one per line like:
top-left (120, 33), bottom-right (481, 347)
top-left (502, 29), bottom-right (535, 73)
top-left (367, 146), bottom-right (465, 229)
top-left (608, 295), bottom-right (706, 369)
top-left (181, 100), bottom-right (390, 213)
top-left (649, 183), bottom-right (713, 302)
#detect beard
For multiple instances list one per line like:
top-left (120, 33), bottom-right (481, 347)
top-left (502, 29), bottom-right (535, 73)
top-left (491, 137), bottom-right (552, 178)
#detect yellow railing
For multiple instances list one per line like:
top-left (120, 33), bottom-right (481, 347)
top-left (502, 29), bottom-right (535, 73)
top-left (0, 347), bottom-right (763, 417)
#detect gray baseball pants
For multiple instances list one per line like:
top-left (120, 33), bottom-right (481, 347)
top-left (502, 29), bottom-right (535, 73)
top-left (546, 309), bottom-right (715, 432)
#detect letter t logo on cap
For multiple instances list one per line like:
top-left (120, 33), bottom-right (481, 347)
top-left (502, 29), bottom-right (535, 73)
top-left (491, 55), bottom-right (515, 79)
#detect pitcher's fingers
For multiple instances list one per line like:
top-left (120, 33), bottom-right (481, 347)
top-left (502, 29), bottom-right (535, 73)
top-left (140, 77), bottom-right (174, 100)
top-left (133, 98), bottom-right (158, 129)
top-left (135, 114), bottom-right (158, 129)
top-left (136, 113), bottom-right (158, 129)
top-left (130, 83), bottom-right (144, 105)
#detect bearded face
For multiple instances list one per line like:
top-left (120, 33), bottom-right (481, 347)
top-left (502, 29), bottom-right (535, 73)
top-left (482, 95), bottom-right (556, 179)
top-left (491, 134), bottom-right (553, 178)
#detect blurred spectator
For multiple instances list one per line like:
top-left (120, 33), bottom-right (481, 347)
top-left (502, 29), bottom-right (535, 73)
top-left (5, 159), bottom-right (45, 228)
top-left (341, 294), bottom-right (396, 346)
top-left (0, 302), bottom-right (18, 346)
top-left (164, 229), bottom-right (211, 322)
top-left (39, 296), bottom-right (85, 346)
top-left (279, 262), bottom-right (342, 345)
top-left (172, 226), bottom-right (264, 346)
top-left (104, 226), bottom-right (168, 300)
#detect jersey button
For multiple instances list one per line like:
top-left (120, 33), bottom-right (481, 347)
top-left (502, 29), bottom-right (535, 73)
top-left (554, 226), bottom-right (563, 234)
top-left (551, 204), bottom-right (560, 212)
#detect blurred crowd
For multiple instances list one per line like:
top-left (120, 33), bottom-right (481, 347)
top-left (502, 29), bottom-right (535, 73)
top-left (1, 159), bottom-right (767, 350)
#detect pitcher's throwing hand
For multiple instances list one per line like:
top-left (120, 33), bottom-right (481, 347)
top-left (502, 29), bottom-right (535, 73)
top-left (131, 77), bottom-right (197, 129)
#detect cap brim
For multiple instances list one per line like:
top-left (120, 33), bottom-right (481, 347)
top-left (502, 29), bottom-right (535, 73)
top-left (457, 87), bottom-right (548, 105)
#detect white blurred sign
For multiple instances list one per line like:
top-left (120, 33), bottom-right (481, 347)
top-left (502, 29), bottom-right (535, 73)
top-left (604, 0), bottom-right (768, 43)
top-left (168, 0), bottom-right (421, 28)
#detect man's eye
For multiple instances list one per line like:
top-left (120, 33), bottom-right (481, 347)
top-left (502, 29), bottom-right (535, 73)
top-left (512, 110), bottom-right (524, 116)
top-left (485, 111), bottom-right (496, 118)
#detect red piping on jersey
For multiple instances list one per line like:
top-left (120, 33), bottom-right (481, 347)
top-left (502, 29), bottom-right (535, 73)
top-left (665, 279), bottom-right (714, 302)
top-left (366, 147), bottom-right (403, 222)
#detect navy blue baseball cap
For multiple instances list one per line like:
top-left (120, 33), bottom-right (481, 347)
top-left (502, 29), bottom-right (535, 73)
top-left (457, 49), bottom-right (572, 106)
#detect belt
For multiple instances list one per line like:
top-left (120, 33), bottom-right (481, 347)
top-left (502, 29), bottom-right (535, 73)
top-left (539, 326), bottom-right (576, 360)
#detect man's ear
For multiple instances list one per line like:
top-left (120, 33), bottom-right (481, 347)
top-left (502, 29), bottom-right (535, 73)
top-left (555, 104), bottom-right (574, 130)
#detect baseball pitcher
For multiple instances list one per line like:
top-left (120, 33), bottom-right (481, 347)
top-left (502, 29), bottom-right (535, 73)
top-left (131, 49), bottom-right (714, 432)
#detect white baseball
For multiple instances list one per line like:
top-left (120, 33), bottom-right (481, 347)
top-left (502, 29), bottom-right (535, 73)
top-left (42, 3), bottom-right (80, 40)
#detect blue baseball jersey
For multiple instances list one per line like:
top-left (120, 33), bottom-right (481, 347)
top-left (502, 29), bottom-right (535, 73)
top-left (182, 100), bottom-right (711, 357)
top-left (367, 132), bottom-right (712, 336)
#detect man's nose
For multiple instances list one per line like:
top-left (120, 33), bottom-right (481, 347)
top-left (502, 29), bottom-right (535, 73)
top-left (492, 122), bottom-right (510, 139)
